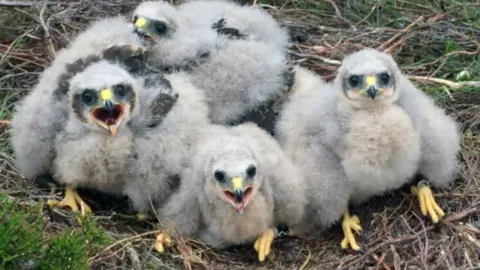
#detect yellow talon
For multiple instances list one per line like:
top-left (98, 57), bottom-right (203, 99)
top-left (253, 227), bottom-right (277, 262)
top-left (411, 181), bottom-right (445, 223)
top-left (154, 233), bottom-right (172, 253)
top-left (340, 211), bottom-right (362, 251)
top-left (47, 185), bottom-right (92, 214)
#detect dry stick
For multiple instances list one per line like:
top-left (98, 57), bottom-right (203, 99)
top-left (444, 203), bottom-right (480, 222)
top-left (324, 0), bottom-right (355, 30)
top-left (372, 253), bottom-right (392, 270)
top-left (377, 15), bottom-right (424, 52)
top-left (0, 1), bottom-right (56, 6)
top-left (299, 247), bottom-right (312, 270)
top-left (444, 222), bottom-right (480, 254)
top-left (38, 0), bottom-right (56, 59)
top-left (423, 44), bottom-right (480, 67)
top-left (407, 76), bottom-right (480, 89)
top-left (289, 51), bottom-right (342, 66)
top-left (384, 35), bottom-right (407, 54)
top-left (339, 226), bottom-right (435, 268)
top-left (0, 120), bottom-right (10, 126)
top-left (354, 4), bottom-right (377, 27)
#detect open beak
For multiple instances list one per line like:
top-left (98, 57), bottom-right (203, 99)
top-left (133, 17), bottom-right (153, 41)
top-left (223, 176), bottom-right (253, 215)
top-left (90, 88), bottom-right (125, 136)
top-left (365, 75), bottom-right (378, 99)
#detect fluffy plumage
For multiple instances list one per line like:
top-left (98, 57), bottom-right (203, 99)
top-left (53, 61), bottom-right (140, 195)
top-left (132, 1), bottom-right (219, 72)
top-left (132, 1), bottom-right (294, 134)
top-left (179, 0), bottom-right (290, 49)
top-left (51, 58), bottom-right (179, 210)
top-left (11, 16), bottom-right (141, 179)
top-left (155, 123), bottom-right (306, 261)
top-left (276, 48), bottom-right (460, 238)
top-left (123, 72), bottom-right (211, 214)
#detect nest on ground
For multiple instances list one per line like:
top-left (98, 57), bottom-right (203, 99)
top-left (0, 0), bottom-right (479, 269)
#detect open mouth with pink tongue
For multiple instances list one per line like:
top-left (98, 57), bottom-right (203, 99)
top-left (91, 104), bottom-right (125, 136)
top-left (223, 185), bottom-right (254, 215)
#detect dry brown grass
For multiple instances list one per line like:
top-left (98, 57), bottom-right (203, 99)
top-left (0, 0), bottom-right (479, 269)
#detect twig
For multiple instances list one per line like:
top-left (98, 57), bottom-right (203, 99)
top-left (324, 0), bottom-right (355, 30)
top-left (38, 0), bottom-right (56, 59)
top-left (88, 229), bottom-right (165, 264)
top-left (372, 253), bottom-right (392, 270)
top-left (354, 4), bottom-right (377, 27)
top-left (0, 1), bottom-right (56, 6)
top-left (444, 222), bottom-right (480, 253)
top-left (299, 247), bottom-right (311, 270)
top-left (384, 35), bottom-right (407, 54)
top-left (408, 76), bottom-right (480, 89)
top-left (421, 44), bottom-right (480, 67)
top-left (444, 203), bottom-right (480, 222)
top-left (378, 16), bottom-right (424, 52)
top-left (289, 50), bottom-right (342, 66)
top-left (0, 120), bottom-right (11, 126)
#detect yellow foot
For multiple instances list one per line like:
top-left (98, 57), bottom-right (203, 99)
top-left (154, 233), bottom-right (172, 253)
top-left (340, 211), bottom-right (362, 251)
top-left (136, 213), bottom-right (148, 221)
top-left (254, 227), bottom-right (277, 262)
top-left (47, 185), bottom-right (92, 215)
top-left (411, 181), bottom-right (445, 223)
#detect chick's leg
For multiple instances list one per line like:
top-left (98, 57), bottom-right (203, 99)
top-left (154, 233), bottom-right (172, 253)
top-left (47, 185), bottom-right (92, 214)
top-left (411, 180), bottom-right (445, 223)
top-left (340, 211), bottom-right (362, 251)
top-left (254, 227), bottom-right (277, 262)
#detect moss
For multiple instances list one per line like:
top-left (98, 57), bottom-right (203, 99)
top-left (0, 194), bottom-right (44, 269)
top-left (0, 194), bottom-right (111, 270)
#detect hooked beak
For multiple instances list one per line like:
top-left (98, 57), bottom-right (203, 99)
top-left (90, 88), bottom-right (126, 136)
top-left (104, 99), bottom-right (114, 114)
top-left (133, 17), bottom-right (153, 41)
top-left (223, 176), bottom-right (253, 215)
top-left (365, 75), bottom-right (378, 99)
top-left (366, 85), bottom-right (378, 99)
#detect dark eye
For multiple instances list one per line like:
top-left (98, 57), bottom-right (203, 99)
top-left (81, 90), bottom-right (96, 105)
top-left (379, 72), bottom-right (390, 85)
top-left (114, 84), bottom-right (126, 97)
top-left (348, 75), bottom-right (361, 88)
top-left (153, 21), bottom-right (167, 34)
top-left (214, 170), bottom-right (226, 183)
top-left (246, 165), bottom-right (256, 178)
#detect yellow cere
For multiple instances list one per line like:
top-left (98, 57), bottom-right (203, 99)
top-left (100, 88), bottom-right (113, 101)
top-left (366, 75), bottom-right (376, 86)
top-left (135, 17), bottom-right (147, 28)
top-left (232, 177), bottom-right (244, 190)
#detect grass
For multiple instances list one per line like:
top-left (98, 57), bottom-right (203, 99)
top-left (0, 0), bottom-right (479, 269)
top-left (0, 194), bottom-right (111, 270)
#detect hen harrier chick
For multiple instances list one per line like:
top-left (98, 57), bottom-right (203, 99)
top-left (154, 123), bottom-right (306, 262)
top-left (276, 48), bottom-right (459, 250)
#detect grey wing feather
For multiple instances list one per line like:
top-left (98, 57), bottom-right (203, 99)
top-left (397, 76), bottom-right (461, 187)
top-left (276, 86), bottom-right (349, 234)
top-left (11, 16), bottom-right (141, 178)
top-left (157, 167), bottom-right (202, 239)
